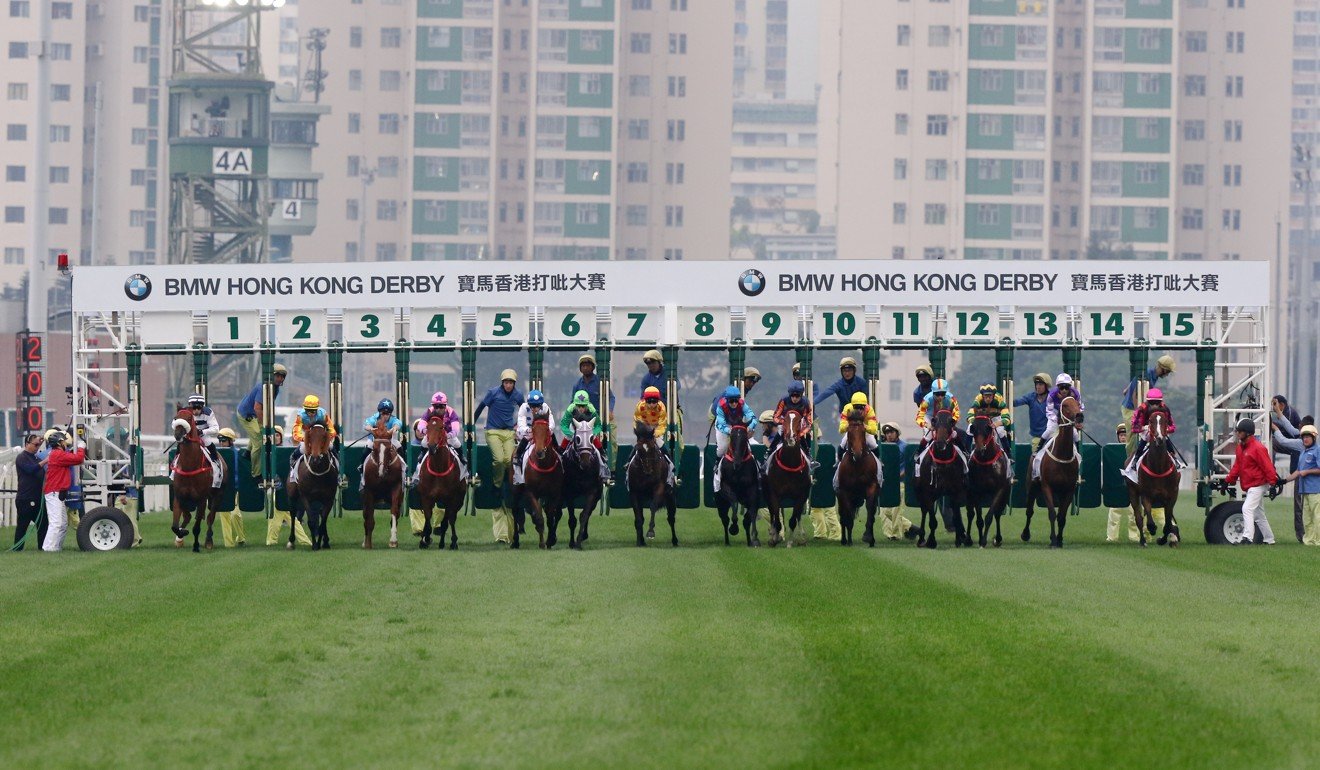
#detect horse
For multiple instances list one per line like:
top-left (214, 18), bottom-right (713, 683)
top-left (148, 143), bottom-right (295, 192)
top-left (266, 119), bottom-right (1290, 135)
top-left (561, 418), bottom-right (603, 550)
top-left (831, 411), bottom-right (876, 546)
top-left (1024, 396), bottom-right (1081, 548)
top-left (915, 409), bottom-right (967, 549)
top-left (765, 411), bottom-right (812, 547)
top-left (966, 415), bottom-right (1011, 548)
top-left (516, 415), bottom-right (561, 549)
top-left (627, 422), bottom-right (677, 547)
top-left (360, 422), bottom-right (404, 550)
top-left (417, 415), bottom-right (468, 550)
top-left (715, 424), bottom-right (762, 547)
top-left (170, 408), bottom-right (224, 552)
top-left (1126, 408), bottom-right (1181, 547)
top-left (289, 423), bottom-right (338, 550)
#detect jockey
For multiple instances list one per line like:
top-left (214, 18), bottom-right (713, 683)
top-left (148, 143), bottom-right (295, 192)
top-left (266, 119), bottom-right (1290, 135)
top-left (628, 386), bottom-right (675, 486)
top-left (758, 410), bottom-right (779, 449)
top-left (915, 379), bottom-right (968, 469)
top-left (967, 384), bottom-right (1013, 456)
top-left (359, 398), bottom-right (403, 490)
top-left (289, 394), bottom-right (338, 482)
top-left (512, 389), bottom-right (556, 486)
top-left (1041, 373), bottom-right (1085, 445)
top-left (410, 391), bottom-right (465, 486)
top-left (713, 385), bottom-right (757, 492)
top-left (1121, 387), bottom-right (1181, 482)
top-left (185, 393), bottom-right (225, 489)
top-left (560, 390), bottom-right (610, 483)
top-left (772, 381), bottom-right (814, 452)
top-left (641, 349), bottom-right (682, 434)
top-left (833, 392), bottom-right (884, 489)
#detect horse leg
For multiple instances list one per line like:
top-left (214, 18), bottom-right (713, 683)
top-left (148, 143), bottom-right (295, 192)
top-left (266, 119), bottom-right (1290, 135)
top-left (1043, 486), bottom-right (1060, 548)
top-left (838, 500), bottom-right (852, 546)
top-left (1133, 497), bottom-right (1147, 547)
top-left (863, 495), bottom-right (877, 547)
top-left (191, 504), bottom-right (202, 553)
top-left (717, 501), bottom-right (731, 546)
top-left (766, 492), bottom-right (782, 547)
top-left (1162, 498), bottom-right (1179, 547)
top-left (1021, 482), bottom-right (1037, 542)
top-left (171, 500), bottom-right (186, 545)
top-left (576, 492), bottom-right (596, 550)
top-left (745, 504), bottom-right (759, 548)
top-left (992, 503), bottom-right (1004, 548)
top-left (566, 503), bottom-right (578, 550)
top-left (667, 496), bottom-right (678, 547)
top-left (204, 499), bottom-right (216, 551)
top-left (631, 496), bottom-right (647, 547)
top-left (363, 497), bottom-right (376, 550)
top-left (924, 502), bottom-right (938, 549)
top-left (646, 493), bottom-right (657, 541)
top-left (528, 498), bottom-right (547, 549)
top-left (546, 497), bottom-right (561, 549)
top-left (446, 497), bottom-right (460, 550)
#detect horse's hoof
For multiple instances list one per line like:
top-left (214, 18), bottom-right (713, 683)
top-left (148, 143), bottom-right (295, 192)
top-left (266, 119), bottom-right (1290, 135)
top-left (388, 540), bottom-right (398, 549)
top-left (646, 528), bottom-right (655, 540)
top-left (193, 544), bottom-right (200, 553)
top-left (672, 538), bottom-right (679, 547)
top-left (635, 539), bottom-right (646, 548)
top-left (1140, 541), bottom-right (1148, 548)
top-left (286, 543), bottom-right (294, 550)
top-left (1157, 536), bottom-right (1168, 546)
top-left (926, 539), bottom-right (938, 550)
top-left (1168, 533), bottom-right (1180, 548)
top-left (862, 533), bottom-right (875, 546)
top-left (904, 526), bottom-right (921, 541)
top-left (432, 526), bottom-right (444, 536)
top-left (571, 540), bottom-right (583, 550)
top-left (751, 539), bottom-right (761, 548)
top-left (204, 542), bottom-right (213, 551)
top-left (419, 538), bottom-right (430, 549)
top-left (729, 522), bottom-right (739, 536)
top-left (448, 543), bottom-right (457, 551)
top-left (510, 541), bottom-right (520, 550)
top-left (993, 537), bottom-right (1002, 548)
top-left (174, 538), bottom-right (184, 548)
top-left (1021, 531), bottom-right (1031, 542)
top-left (539, 543), bottom-right (547, 550)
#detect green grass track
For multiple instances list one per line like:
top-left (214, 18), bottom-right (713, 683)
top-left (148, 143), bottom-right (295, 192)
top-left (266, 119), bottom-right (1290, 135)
top-left (2, 500), bottom-right (1317, 769)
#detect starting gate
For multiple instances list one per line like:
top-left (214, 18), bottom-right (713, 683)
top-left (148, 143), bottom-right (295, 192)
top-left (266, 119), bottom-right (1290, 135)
top-left (66, 259), bottom-right (1269, 549)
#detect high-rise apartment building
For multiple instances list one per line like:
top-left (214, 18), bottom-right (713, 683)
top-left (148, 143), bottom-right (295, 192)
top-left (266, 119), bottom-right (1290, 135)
top-left (296, 0), bottom-right (732, 264)
top-left (1289, 0), bottom-right (1320, 416)
top-left (734, 0), bottom-right (788, 100)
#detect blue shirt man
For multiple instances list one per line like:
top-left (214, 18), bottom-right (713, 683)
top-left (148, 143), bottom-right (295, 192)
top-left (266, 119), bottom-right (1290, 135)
top-left (474, 382), bottom-right (523, 429)
top-left (814, 357), bottom-right (866, 414)
top-left (1013, 374), bottom-right (1051, 439)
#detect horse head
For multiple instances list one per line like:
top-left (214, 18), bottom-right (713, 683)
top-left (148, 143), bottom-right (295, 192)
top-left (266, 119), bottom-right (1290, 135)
top-left (304, 423), bottom-right (331, 470)
top-left (1060, 396), bottom-right (1081, 424)
top-left (571, 419), bottom-right (596, 470)
top-left (426, 415), bottom-right (447, 449)
top-left (970, 414), bottom-right (994, 448)
top-left (1149, 408), bottom-right (1169, 445)
top-left (531, 413), bottom-right (553, 457)
top-left (634, 420), bottom-right (656, 444)
top-left (783, 412), bottom-right (799, 447)
top-left (726, 424), bottom-right (751, 469)
top-left (172, 408), bottom-right (196, 443)
top-left (932, 409), bottom-right (955, 449)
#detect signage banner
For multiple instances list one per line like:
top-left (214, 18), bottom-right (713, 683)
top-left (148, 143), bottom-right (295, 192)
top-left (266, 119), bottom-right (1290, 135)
top-left (74, 260), bottom-right (1270, 313)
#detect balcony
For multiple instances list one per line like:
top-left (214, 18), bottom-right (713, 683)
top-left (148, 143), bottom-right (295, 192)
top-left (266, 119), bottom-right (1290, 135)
top-left (536, 134), bottom-right (566, 149)
top-left (534, 223), bottom-right (564, 236)
top-left (1093, 134), bottom-right (1122, 153)
top-left (1094, 0), bottom-right (1125, 18)
top-left (1012, 224), bottom-right (1044, 241)
top-left (1091, 181), bottom-right (1121, 197)
top-left (537, 91), bottom-right (568, 107)
top-left (1013, 135), bottom-right (1045, 151)
top-left (186, 117), bottom-right (254, 139)
top-left (1012, 179), bottom-right (1044, 195)
top-left (535, 179), bottom-right (566, 193)
top-left (1093, 91), bottom-right (1123, 109)
top-left (460, 131), bottom-right (490, 148)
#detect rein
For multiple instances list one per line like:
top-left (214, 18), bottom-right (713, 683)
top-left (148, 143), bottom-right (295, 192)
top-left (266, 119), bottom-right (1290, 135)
top-left (172, 429), bottom-right (211, 476)
top-left (773, 448), bottom-right (806, 473)
top-left (970, 441), bottom-right (1003, 466)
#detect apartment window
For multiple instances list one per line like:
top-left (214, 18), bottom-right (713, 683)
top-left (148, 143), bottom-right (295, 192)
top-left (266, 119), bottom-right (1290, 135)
top-left (924, 204), bottom-right (947, 225)
top-left (632, 0), bottom-right (651, 7)
top-left (978, 160), bottom-right (1003, 181)
top-left (380, 28), bottom-right (402, 48)
top-left (1223, 120), bottom-right (1243, 141)
top-left (348, 70), bottom-right (362, 90)
top-left (347, 156), bottom-right (360, 177)
top-left (378, 157), bottom-right (400, 178)
top-left (896, 114), bottom-right (909, 135)
top-left (893, 203), bottom-right (907, 225)
top-left (579, 116), bottom-right (602, 137)
top-left (897, 25), bottom-right (910, 46)
top-left (346, 200), bottom-right (359, 221)
top-left (630, 33), bottom-right (651, 54)
top-left (1136, 73), bottom-right (1163, 95)
top-left (892, 247), bottom-right (906, 259)
top-left (926, 159), bottom-right (947, 180)
top-left (7, 83), bottom-right (29, 100)
top-left (49, 125), bottom-right (70, 142)
top-left (130, 169), bottom-right (147, 186)
top-left (1185, 31), bottom-right (1207, 52)
top-left (1183, 120), bottom-right (1205, 141)
top-left (49, 166), bottom-right (68, 184)
top-left (7, 124), bottom-right (25, 140)
top-left (345, 242), bottom-right (359, 261)
top-left (896, 69), bottom-right (909, 90)
top-left (9, 42), bottom-right (27, 58)
top-left (928, 70), bottom-right (949, 91)
top-left (378, 114), bottom-right (400, 134)
top-left (1182, 164), bottom-right (1204, 185)
top-left (10, 1), bottom-right (30, 17)
top-left (627, 119), bottom-right (649, 140)
top-left (1223, 164), bottom-right (1242, 186)
top-left (4, 206), bottom-right (24, 223)
top-left (667, 119), bottom-right (685, 141)
top-left (929, 25), bottom-right (951, 47)
top-left (977, 115), bottom-right (1002, 137)
top-left (48, 208), bottom-right (68, 225)
top-left (663, 249), bottom-right (684, 260)
top-left (1184, 75), bottom-right (1205, 96)
top-left (979, 26), bottom-right (1004, 47)
top-left (980, 70), bottom-right (1004, 92)
top-left (626, 206), bottom-right (648, 226)
top-left (1226, 31), bottom-right (1244, 53)
top-left (5, 165), bottom-right (24, 182)
top-left (924, 247), bottom-right (947, 260)
top-left (133, 46), bottom-right (149, 63)
top-left (376, 243), bottom-right (398, 262)
top-left (664, 205), bottom-right (684, 227)
top-left (668, 76), bottom-right (686, 97)
top-left (380, 71), bottom-right (401, 91)
top-left (1222, 209), bottom-right (1241, 230)
top-left (50, 1), bottom-right (70, 18)
top-left (133, 5), bottom-right (148, 21)
top-left (349, 27), bottom-right (362, 48)
top-left (628, 76), bottom-right (650, 97)
top-left (347, 113), bottom-right (360, 134)
top-left (4, 247), bottom-right (23, 264)
top-left (1137, 29), bottom-right (1162, 50)
top-left (1135, 163), bottom-right (1160, 184)
top-left (926, 114), bottom-right (948, 136)
top-left (377, 200), bottom-right (399, 221)
top-left (626, 163), bottom-right (648, 183)
top-left (1181, 208), bottom-right (1204, 230)
top-left (1224, 76), bottom-right (1243, 97)
top-left (1132, 207), bottom-right (1160, 230)
top-left (894, 158), bottom-right (908, 180)
top-left (669, 33), bottom-right (687, 54)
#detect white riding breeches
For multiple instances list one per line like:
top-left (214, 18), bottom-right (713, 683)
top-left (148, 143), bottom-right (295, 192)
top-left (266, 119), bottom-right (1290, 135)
top-left (840, 434), bottom-right (878, 450)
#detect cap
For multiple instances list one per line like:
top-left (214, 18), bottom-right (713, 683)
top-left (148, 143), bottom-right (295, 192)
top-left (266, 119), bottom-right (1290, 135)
top-left (218, 428), bottom-right (238, 441)
top-left (272, 363), bottom-right (288, 375)
top-left (850, 392), bottom-right (869, 405)
top-left (1301, 425), bottom-right (1319, 438)
top-left (840, 356), bottom-right (858, 369)
top-left (302, 394), bottom-right (320, 409)
top-left (916, 364), bottom-right (934, 378)
top-left (758, 410), bottom-right (776, 424)
top-left (643, 349), bottom-right (662, 363)
top-left (743, 366), bottom-right (761, 381)
top-left (881, 422), bottom-right (901, 435)
top-left (1157, 355), bottom-right (1176, 373)
top-left (643, 386), bottom-right (662, 400)
top-left (792, 362), bottom-right (801, 374)
top-left (578, 354), bottom-right (596, 367)
top-left (1115, 422), bottom-right (1129, 434)
top-left (1235, 418), bottom-right (1256, 434)
top-left (500, 369), bottom-right (518, 382)
top-left (1146, 388), bottom-right (1163, 400)
top-left (1033, 372), bottom-right (1050, 386)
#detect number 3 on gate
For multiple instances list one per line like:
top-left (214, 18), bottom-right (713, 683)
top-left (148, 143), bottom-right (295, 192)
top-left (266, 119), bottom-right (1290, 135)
top-left (344, 310), bottom-right (392, 344)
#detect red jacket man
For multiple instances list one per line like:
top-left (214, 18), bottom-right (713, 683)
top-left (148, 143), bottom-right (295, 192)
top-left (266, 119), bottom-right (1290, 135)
top-left (43, 444), bottom-right (86, 496)
top-left (1225, 434), bottom-right (1277, 491)
top-left (41, 434), bottom-right (85, 552)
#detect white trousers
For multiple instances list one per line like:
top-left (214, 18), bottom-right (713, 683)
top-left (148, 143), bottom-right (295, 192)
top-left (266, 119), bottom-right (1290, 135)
top-left (840, 434), bottom-right (878, 450)
top-left (1241, 485), bottom-right (1276, 544)
top-left (42, 491), bottom-right (67, 551)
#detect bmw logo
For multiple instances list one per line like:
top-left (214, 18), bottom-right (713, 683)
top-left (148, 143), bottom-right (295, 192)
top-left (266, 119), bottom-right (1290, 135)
top-left (124, 273), bottom-right (152, 301)
top-left (738, 268), bottom-right (766, 297)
